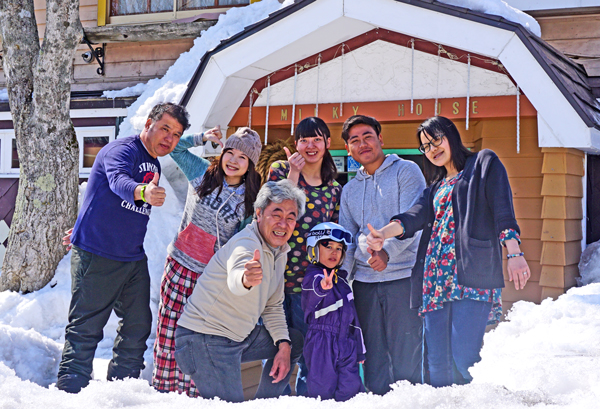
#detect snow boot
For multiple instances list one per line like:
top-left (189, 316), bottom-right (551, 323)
top-left (56, 373), bottom-right (89, 393)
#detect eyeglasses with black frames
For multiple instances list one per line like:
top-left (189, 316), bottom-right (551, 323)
top-left (418, 135), bottom-right (444, 154)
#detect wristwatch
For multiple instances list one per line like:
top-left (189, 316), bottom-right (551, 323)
top-left (275, 339), bottom-right (291, 348)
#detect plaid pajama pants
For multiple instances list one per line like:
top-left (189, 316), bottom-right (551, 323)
top-left (153, 256), bottom-right (202, 397)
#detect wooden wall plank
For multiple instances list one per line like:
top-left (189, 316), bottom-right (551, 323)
top-left (541, 174), bottom-right (583, 197)
top-left (540, 286), bottom-right (565, 301)
top-left (541, 219), bottom-right (583, 242)
top-left (540, 264), bottom-right (579, 288)
top-left (542, 153), bottom-right (585, 176)
top-left (547, 38), bottom-right (600, 58)
top-left (74, 59), bottom-right (175, 80)
top-left (508, 177), bottom-right (543, 198)
top-left (481, 137), bottom-right (542, 158)
top-left (502, 279), bottom-right (542, 303)
top-left (516, 219), bottom-right (543, 240)
top-left (539, 15), bottom-right (600, 41)
top-left (101, 41), bottom-right (195, 64)
top-left (540, 241), bottom-right (582, 266)
top-left (502, 157), bottom-right (543, 178)
top-left (541, 197), bottom-right (584, 220)
top-left (513, 198), bottom-right (543, 219)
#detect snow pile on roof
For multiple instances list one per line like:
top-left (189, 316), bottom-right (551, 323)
top-left (0, 89), bottom-right (8, 101)
top-left (115, 0), bottom-right (292, 138)
top-left (103, 82), bottom-right (149, 99)
top-left (439, 0), bottom-right (541, 36)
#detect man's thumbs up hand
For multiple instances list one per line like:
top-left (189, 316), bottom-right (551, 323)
top-left (142, 172), bottom-right (166, 207)
top-left (243, 249), bottom-right (263, 289)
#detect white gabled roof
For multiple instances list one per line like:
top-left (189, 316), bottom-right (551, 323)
top-left (181, 0), bottom-right (600, 152)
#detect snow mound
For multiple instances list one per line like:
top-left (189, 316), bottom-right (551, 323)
top-left (0, 326), bottom-right (62, 387)
top-left (439, 0), bottom-right (541, 36)
top-left (578, 240), bottom-right (600, 285)
top-left (472, 283), bottom-right (600, 402)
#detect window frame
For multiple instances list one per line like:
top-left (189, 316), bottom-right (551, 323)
top-left (0, 126), bottom-right (116, 178)
top-left (101, 0), bottom-right (256, 26)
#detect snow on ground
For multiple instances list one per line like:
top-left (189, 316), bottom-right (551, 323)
top-left (0, 262), bottom-right (599, 408)
top-left (439, 0), bottom-right (541, 36)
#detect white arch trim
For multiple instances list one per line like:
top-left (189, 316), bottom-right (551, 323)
top-left (184, 0), bottom-right (600, 152)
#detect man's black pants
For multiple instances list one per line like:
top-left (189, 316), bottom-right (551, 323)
top-left (353, 278), bottom-right (423, 395)
top-left (58, 245), bottom-right (152, 386)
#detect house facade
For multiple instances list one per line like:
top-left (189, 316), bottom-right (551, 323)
top-left (178, 0), bottom-right (600, 311)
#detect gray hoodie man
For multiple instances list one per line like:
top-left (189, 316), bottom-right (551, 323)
top-left (340, 154), bottom-right (424, 282)
top-left (338, 115), bottom-right (426, 395)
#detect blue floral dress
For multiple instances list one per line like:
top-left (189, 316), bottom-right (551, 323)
top-left (420, 171), bottom-right (520, 324)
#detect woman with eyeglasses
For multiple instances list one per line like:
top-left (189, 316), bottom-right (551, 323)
top-left (268, 117), bottom-right (342, 395)
top-left (366, 116), bottom-right (530, 387)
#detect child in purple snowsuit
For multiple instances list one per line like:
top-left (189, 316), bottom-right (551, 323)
top-left (301, 222), bottom-right (366, 401)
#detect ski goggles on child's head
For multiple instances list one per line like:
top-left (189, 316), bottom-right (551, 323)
top-left (307, 228), bottom-right (353, 245)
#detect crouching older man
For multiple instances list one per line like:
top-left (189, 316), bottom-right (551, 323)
top-left (175, 179), bottom-right (306, 402)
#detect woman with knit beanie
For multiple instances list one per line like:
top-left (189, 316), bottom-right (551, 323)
top-left (153, 126), bottom-right (262, 397)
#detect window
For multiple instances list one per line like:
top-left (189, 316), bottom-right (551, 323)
top-left (0, 127), bottom-right (115, 178)
top-left (109, 0), bottom-right (250, 17)
top-left (78, 127), bottom-right (116, 175)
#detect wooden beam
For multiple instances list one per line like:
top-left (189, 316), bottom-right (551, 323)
top-left (82, 20), bottom-right (217, 43)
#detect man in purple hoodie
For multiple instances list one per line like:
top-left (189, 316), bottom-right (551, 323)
top-left (57, 103), bottom-right (190, 393)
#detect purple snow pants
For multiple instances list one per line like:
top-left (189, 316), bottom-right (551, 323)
top-left (304, 327), bottom-right (365, 401)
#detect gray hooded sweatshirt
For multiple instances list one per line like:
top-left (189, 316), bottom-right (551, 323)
top-left (339, 154), bottom-right (426, 283)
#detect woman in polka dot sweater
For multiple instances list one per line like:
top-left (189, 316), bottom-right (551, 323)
top-left (268, 117), bottom-right (342, 395)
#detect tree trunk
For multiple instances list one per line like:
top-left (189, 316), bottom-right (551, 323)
top-left (0, 0), bottom-right (82, 293)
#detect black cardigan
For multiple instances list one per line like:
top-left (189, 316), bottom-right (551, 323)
top-left (393, 149), bottom-right (520, 310)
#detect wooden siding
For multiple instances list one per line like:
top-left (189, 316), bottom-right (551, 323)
top-left (537, 13), bottom-right (600, 76)
top-left (538, 148), bottom-right (584, 299)
top-left (0, 1), bottom-right (197, 92)
top-left (72, 39), bottom-right (195, 91)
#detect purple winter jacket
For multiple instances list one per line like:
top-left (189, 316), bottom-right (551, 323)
top-left (301, 264), bottom-right (366, 362)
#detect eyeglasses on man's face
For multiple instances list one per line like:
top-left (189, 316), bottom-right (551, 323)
top-left (418, 135), bottom-right (444, 154)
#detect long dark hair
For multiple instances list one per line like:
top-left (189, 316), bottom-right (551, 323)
top-left (195, 148), bottom-right (261, 219)
top-left (417, 116), bottom-right (474, 186)
top-left (294, 117), bottom-right (338, 185)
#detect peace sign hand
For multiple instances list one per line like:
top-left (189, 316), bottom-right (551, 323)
top-left (320, 268), bottom-right (334, 290)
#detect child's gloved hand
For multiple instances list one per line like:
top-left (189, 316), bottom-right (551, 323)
top-left (320, 268), bottom-right (334, 290)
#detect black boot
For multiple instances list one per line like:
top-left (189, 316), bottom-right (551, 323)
top-left (56, 373), bottom-right (90, 393)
